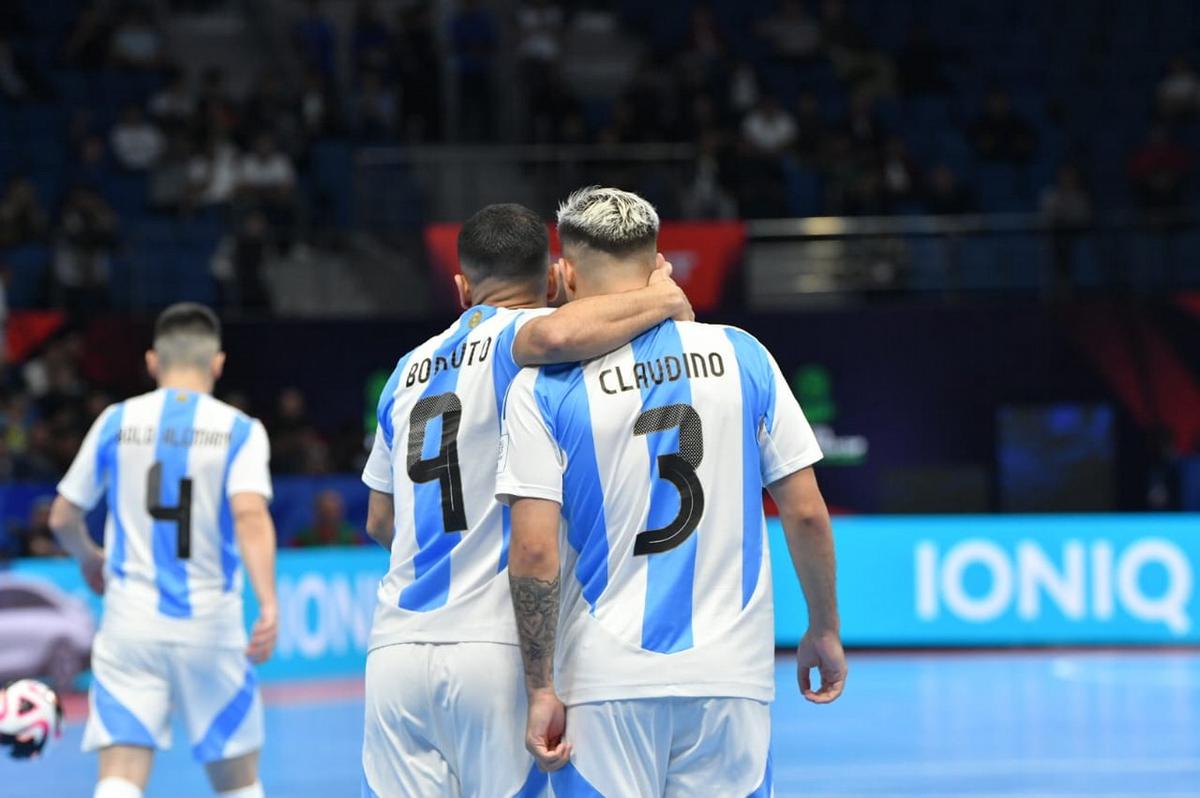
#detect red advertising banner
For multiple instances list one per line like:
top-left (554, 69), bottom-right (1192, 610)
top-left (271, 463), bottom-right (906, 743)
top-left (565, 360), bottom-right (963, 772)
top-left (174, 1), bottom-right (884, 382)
top-left (424, 222), bottom-right (746, 312)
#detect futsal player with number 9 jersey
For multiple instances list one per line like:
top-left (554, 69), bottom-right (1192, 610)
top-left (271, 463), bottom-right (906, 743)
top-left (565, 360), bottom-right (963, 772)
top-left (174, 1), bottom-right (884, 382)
top-left (359, 204), bottom-right (692, 797)
top-left (50, 304), bottom-right (278, 798)
top-left (498, 188), bottom-right (849, 796)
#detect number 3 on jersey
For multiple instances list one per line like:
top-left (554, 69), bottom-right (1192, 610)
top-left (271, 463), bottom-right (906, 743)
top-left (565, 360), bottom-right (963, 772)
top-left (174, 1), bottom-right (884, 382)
top-left (634, 403), bottom-right (705, 555)
top-left (408, 392), bottom-right (468, 532)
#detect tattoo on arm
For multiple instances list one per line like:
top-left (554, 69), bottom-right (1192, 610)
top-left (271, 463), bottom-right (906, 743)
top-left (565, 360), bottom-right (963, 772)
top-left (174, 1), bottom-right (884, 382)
top-left (510, 574), bottom-right (560, 692)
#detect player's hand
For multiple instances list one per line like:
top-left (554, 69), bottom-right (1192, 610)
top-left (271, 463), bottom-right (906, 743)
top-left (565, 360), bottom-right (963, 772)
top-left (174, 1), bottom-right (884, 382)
top-left (648, 253), bottom-right (694, 322)
top-left (247, 603), bottom-right (278, 664)
top-left (81, 552), bottom-right (105, 596)
top-left (526, 689), bottom-right (571, 772)
top-left (796, 629), bottom-right (847, 704)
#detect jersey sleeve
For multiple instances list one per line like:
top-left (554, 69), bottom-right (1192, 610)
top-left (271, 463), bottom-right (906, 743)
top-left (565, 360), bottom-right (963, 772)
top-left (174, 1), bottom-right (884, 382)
top-left (493, 307), bottom-right (555, 385)
top-left (57, 406), bottom-right (118, 510)
top-left (495, 368), bottom-right (564, 505)
top-left (362, 425), bottom-right (393, 494)
top-left (227, 419), bottom-right (273, 501)
top-left (758, 346), bottom-right (823, 485)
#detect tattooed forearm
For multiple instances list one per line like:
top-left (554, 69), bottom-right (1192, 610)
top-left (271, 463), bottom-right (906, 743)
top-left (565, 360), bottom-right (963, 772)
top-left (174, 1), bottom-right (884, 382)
top-left (510, 574), bottom-right (560, 692)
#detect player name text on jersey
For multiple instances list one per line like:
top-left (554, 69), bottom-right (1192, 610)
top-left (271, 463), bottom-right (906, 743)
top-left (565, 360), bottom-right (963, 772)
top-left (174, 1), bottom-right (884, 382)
top-left (598, 350), bottom-right (727, 395)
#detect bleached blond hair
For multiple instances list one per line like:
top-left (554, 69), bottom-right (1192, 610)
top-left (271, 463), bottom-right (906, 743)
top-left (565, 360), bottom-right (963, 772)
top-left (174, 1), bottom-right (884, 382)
top-left (556, 186), bottom-right (660, 255)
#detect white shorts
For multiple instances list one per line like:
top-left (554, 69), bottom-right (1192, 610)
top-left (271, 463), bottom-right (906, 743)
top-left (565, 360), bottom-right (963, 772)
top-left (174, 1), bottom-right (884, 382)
top-left (361, 642), bottom-right (547, 798)
top-left (82, 631), bottom-right (264, 763)
top-left (551, 697), bottom-right (773, 797)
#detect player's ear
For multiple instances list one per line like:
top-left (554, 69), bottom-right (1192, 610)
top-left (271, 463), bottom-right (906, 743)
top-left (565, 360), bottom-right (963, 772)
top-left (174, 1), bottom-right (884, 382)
top-left (212, 351), bottom-right (226, 380)
top-left (454, 274), bottom-right (472, 310)
top-left (545, 260), bottom-right (562, 306)
top-left (145, 350), bottom-right (159, 380)
top-left (559, 258), bottom-right (578, 298)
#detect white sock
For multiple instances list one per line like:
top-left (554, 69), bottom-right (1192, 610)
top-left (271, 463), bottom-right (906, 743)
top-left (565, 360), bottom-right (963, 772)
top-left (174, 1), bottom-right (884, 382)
top-left (218, 782), bottom-right (265, 798)
top-left (94, 778), bottom-right (143, 798)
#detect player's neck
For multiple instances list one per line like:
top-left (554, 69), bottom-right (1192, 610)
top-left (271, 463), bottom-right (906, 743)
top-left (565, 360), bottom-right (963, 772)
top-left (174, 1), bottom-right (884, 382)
top-left (157, 370), bottom-right (214, 395)
top-left (470, 284), bottom-right (545, 310)
top-left (573, 274), bottom-right (651, 300)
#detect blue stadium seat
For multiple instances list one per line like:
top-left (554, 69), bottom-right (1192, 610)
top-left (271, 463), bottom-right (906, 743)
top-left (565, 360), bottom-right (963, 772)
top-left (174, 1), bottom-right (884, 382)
top-left (2, 244), bottom-right (52, 308)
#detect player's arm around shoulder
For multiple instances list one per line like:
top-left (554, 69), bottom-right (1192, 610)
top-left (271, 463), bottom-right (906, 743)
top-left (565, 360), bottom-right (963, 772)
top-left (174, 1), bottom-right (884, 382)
top-left (512, 255), bottom-right (694, 367)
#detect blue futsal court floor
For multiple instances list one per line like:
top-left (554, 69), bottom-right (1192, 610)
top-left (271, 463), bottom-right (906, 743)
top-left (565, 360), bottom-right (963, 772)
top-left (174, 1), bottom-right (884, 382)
top-left (4, 650), bottom-right (1198, 797)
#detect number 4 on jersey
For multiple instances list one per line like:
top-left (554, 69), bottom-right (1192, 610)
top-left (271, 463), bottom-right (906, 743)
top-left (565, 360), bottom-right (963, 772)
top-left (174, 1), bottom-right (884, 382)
top-left (146, 462), bottom-right (193, 559)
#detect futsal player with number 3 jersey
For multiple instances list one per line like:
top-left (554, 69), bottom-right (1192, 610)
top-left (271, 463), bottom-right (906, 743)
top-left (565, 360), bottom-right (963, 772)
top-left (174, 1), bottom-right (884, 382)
top-left (359, 204), bottom-right (692, 797)
top-left (49, 304), bottom-right (278, 798)
top-left (498, 187), bottom-right (848, 796)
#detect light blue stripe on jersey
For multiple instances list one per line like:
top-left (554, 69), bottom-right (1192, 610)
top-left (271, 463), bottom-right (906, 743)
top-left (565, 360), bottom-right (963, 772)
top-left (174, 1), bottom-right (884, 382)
top-left (726, 328), bottom-right (773, 607)
top-left (192, 667), bottom-right (257, 762)
top-left (514, 761), bottom-right (549, 797)
top-left (632, 321), bottom-right (697, 654)
top-left (97, 405), bottom-right (127, 579)
top-left (218, 415), bottom-right (253, 591)
top-left (399, 305), bottom-right (499, 611)
top-left (535, 366), bottom-right (609, 610)
top-left (377, 352), bottom-right (413, 450)
top-left (92, 677), bottom-right (155, 747)
top-left (492, 313), bottom-right (525, 573)
top-left (747, 751), bottom-right (774, 797)
top-left (550, 762), bottom-right (604, 797)
top-left (152, 389), bottom-right (199, 618)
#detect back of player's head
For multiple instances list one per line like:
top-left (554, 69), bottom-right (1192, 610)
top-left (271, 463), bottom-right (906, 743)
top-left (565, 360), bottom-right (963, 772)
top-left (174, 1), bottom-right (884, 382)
top-left (153, 302), bottom-right (221, 371)
top-left (556, 186), bottom-right (660, 260)
top-left (457, 203), bottom-right (550, 287)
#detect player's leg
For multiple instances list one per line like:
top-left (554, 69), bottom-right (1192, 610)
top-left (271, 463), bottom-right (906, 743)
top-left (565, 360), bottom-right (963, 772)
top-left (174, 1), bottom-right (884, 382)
top-left (548, 698), bottom-right (671, 798)
top-left (205, 751), bottom-right (263, 797)
top-left (169, 643), bottom-right (266, 794)
top-left (362, 644), bottom-right (457, 797)
top-left (85, 633), bottom-right (173, 798)
top-left (662, 697), bottom-right (772, 797)
top-left (435, 642), bottom-right (546, 797)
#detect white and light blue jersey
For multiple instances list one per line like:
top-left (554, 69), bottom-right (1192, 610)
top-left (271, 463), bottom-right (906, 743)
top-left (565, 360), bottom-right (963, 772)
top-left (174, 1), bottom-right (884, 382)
top-left (496, 320), bottom-right (821, 704)
top-left (58, 389), bottom-right (272, 648)
top-left (362, 305), bottom-right (551, 650)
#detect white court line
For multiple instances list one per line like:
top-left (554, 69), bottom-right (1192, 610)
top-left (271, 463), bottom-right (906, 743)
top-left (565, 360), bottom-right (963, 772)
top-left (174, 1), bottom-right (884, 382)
top-left (775, 756), bottom-right (1200, 780)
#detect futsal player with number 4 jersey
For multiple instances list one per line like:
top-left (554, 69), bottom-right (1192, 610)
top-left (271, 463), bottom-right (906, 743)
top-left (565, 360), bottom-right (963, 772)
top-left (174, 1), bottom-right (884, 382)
top-left (359, 203), bottom-right (692, 797)
top-left (50, 304), bottom-right (278, 798)
top-left (498, 187), bottom-right (848, 796)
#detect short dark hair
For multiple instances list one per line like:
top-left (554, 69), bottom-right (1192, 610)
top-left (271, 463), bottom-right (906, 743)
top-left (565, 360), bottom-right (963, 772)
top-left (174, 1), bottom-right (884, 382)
top-left (154, 302), bottom-right (221, 343)
top-left (457, 203), bottom-right (549, 285)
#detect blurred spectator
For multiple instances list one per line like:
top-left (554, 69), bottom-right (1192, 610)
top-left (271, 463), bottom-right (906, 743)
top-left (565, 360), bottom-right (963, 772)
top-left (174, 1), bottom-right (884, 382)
top-left (1039, 164), bottom-right (1093, 228)
top-left (293, 0), bottom-right (337, 81)
top-left (681, 138), bottom-right (738, 219)
top-left (924, 163), bottom-right (974, 214)
top-left (187, 132), bottom-right (240, 206)
top-left (822, 0), bottom-right (895, 99)
top-left (793, 91), bottom-right (826, 160)
top-left (197, 67), bottom-right (238, 138)
top-left (63, 1), bottom-right (113, 67)
top-left (969, 89), bottom-right (1038, 164)
top-left (0, 32), bottom-right (50, 102)
top-left (742, 96), bottom-right (797, 155)
top-left (450, 0), bottom-right (498, 141)
top-left (352, 0), bottom-right (392, 80)
top-left (895, 25), bottom-right (950, 96)
top-left (516, 0), bottom-right (564, 137)
top-left (299, 68), bottom-right (336, 139)
top-left (212, 211), bottom-right (272, 314)
top-left (108, 6), bottom-right (165, 70)
top-left (393, 4), bottom-right (441, 141)
top-left (110, 105), bottom-right (166, 171)
top-left (52, 188), bottom-right (117, 314)
top-left (72, 134), bottom-right (112, 189)
top-left (880, 136), bottom-right (919, 209)
top-left (15, 498), bottom-right (64, 558)
top-left (843, 91), bottom-right (883, 152)
top-left (238, 133), bottom-right (298, 243)
top-left (352, 70), bottom-right (399, 140)
top-left (757, 0), bottom-right (822, 65)
top-left (1128, 126), bottom-right (1193, 210)
top-left (727, 61), bottom-right (761, 117)
top-left (1157, 55), bottom-right (1200, 121)
top-left (243, 74), bottom-right (302, 153)
top-left (0, 177), bottom-right (49, 247)
top-left (677, 6), bottom-right (727, 94)
top-left (294, 490), bottom-right (359, 547)
top-left (148, 66), bottom-right (196, 132)
top-left (270, 388), bottom-right (329, 474)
